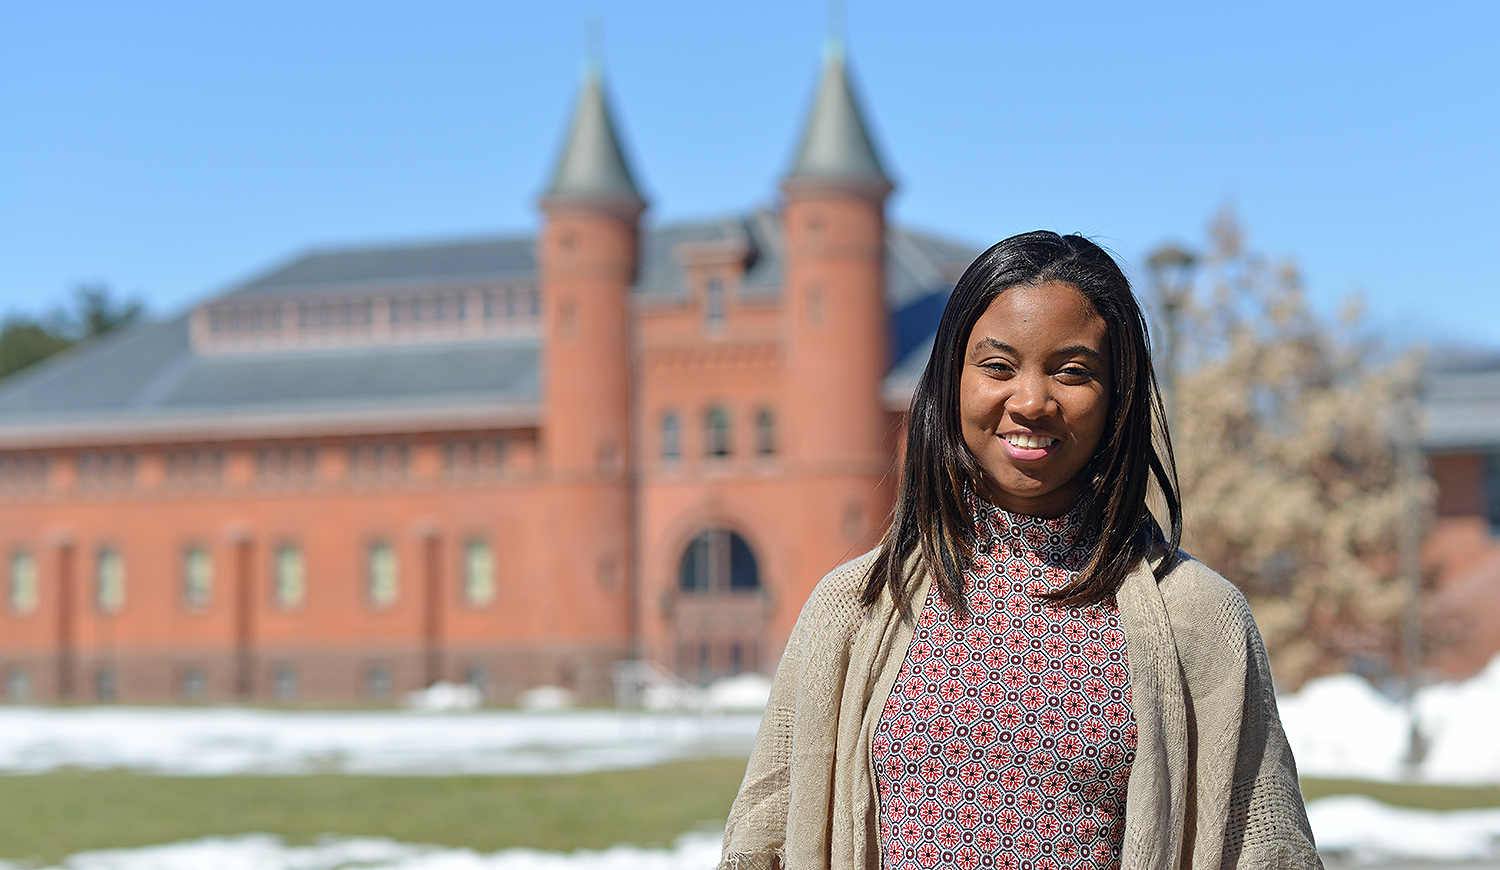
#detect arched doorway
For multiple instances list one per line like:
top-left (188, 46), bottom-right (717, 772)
top-left (672, 528), bottom-right (767, 684)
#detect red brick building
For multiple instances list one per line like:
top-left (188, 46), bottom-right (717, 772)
top-left (0, 48), bottom-right (974, 704)
top-left (4, 48), bottom-right (1494, 706)
top-left (1420, 360), bottom-right (1500, 678)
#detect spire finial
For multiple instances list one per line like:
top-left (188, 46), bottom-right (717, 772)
top-left (584, 17), bottom-right (604, 78)
top-left (825, 0), bottom-right (845, 60)
top-left (783, 30), bottom-right (893, 193)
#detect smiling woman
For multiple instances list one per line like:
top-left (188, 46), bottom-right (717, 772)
top-left (720, 232), bottom-right (1323, 870)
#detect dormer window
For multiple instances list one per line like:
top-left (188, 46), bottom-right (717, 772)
top-left (705, 278), bottom-right (726, 329)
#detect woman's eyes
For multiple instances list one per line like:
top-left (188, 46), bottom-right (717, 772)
top-left (981, 362), bottom-right (1094, 382)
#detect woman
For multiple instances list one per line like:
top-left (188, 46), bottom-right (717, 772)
top-left (721, 232), bottom-right (1320, 870)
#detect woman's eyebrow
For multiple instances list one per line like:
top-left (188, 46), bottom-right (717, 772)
top-left (970, 338), bottom-right (1105, 365)
top-left (970, 338), bottom-right (1017, 355)
top-left (1054, 344), bottom-right (1107, 364)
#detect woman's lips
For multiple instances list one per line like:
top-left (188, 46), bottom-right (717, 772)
top-left (1000, 432), bottom-right (1057, 461)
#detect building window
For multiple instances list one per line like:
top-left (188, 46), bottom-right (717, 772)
top-left (6, 666), bottom-right (31, 701)
top-left (805, 282), bottom-right (825, 326)
top-left (75, 451), bottom-right (136, 491)
top-left (678, 528), bottom-right (760, 593)
top-left (366, 664), bottom-right (392, 701)
top-left (463, 663), bottom-right (489, 699)
top-left (368, 541), bottom-right (398, 608)
top-left (1487, 453), bottom-right (1500, 536)
top-left (182, 545), bottom-right (212, 610)
top-left (8, 550), bottom-right (37, 615)
top-left (705, 407), bottom-right (731, 459)
top-left (446, 438), bottom-right (508, 480)
top-left (164, 449), bottom-right (225, 488)
top-left (463, 540), bottom-right (495, 607)
top-left (705, 278), bottom-right (726, 328)
top-left (273, 544), bottom-right (305, 609)
top-left (181, 667), bottom-right (207, 702)
top-left (273, 665), bottom-right (298, 703)
top-left (0, 453), bottom-right (49, 495)
top-left (257, 446), bottom-right (317, 486)
top-left (348, 442), bottom-right (409, 484)
top-left (95, 665), bottom-right (117, 702)
top-left (755, 409), bottom-right (776, 457)
top-left (660, 412), bottom-right (681, 462)
top-left (96, 547), bottom-right (125, 613)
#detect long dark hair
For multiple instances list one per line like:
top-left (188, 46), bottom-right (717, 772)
top-left (862, 231), bottom-right (1182, 619)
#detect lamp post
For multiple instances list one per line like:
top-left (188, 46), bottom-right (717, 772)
top-left (1145, 244), bottom-right (1198, 438)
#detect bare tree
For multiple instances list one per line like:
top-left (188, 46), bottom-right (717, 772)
top-left (1149, 208), bottom-right (1432, 687)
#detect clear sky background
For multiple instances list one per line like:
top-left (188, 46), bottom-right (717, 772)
top-left (3, 1), bottom-right (1497, 351)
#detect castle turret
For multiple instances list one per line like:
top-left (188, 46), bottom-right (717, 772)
top-left (781, 44), bottom-right (893, 471)
top-left (539, 64), bottom-right (644, 475)
top-left (536, 65), bottom-right (645, 673)
top-left (773, 44), bottom-right (896, 638)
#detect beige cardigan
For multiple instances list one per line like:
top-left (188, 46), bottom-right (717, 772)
top-left (721, 549), bottom-right (1322, 870)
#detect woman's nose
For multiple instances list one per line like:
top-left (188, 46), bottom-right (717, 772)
top-left (1008, 374), bottom-right (1052, 417)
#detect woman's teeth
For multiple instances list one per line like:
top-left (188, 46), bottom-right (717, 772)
top-left (1004, 434), bottom-right (1056, 450)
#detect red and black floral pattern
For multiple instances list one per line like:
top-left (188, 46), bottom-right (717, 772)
top-left (873, 504), bottom-right (1135, 870)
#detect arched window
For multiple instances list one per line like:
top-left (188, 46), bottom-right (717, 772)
top-left (678, 528), bottom-right (760, 593)
top-left (368, 541), bottom-right (398, 608)
top-left (705, 407), bottom-right (731, 458)
top-left (660, 412), bottom-right (681, 461)
top-left (755, 409), bottom-right (776, 457)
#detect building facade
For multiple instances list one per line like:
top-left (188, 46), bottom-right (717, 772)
top-left (5, 49), bottom-right (1495, 706)
top-left (1420, 360), bottom-right (1500, 678)
top-left (0, 49), bottom-right (975, 704)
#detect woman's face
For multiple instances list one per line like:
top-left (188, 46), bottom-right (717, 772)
top-left (959, 281), bottom-right (1111, 518)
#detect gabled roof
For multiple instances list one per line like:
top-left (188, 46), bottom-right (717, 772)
top-left (785, 46), bottom-right (891, 189)
top-left (0, 218), bottom-right (974, 445)
top-left (543, 68), bottom-right (645, 206)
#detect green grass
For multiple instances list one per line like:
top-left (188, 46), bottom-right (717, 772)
top-left (2, 765), bottom-right (1497, 864)
top-left (1300, 777), bottom-right (1500, 811)
top-left (0, 758), bottom-right (748, 864)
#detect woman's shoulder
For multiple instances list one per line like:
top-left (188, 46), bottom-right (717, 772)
top-left (1154, 552), bottom-right (1259, 643)
top-left (800, 547), bottom-right (881, 619)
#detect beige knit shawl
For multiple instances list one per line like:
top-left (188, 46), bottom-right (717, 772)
top-left (721, 550), bottom-right (1322, 870)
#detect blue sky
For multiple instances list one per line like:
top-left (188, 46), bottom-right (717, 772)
top-left (3, 1), bottom-right (1497, 350)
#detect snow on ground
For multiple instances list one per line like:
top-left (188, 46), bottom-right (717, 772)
top-left (0, 831), bottom-right (725, 870)
top-left (4, 799), bottom-right (1500, 869)
top-left (1309, 796), bottom-right (1500, 865)
top-left (0, 706), bottom-right (760, 776)
top-left (1281, 653), bottom-right (1500, 784)
top-left (8, 660), bottom-right (1500, 782)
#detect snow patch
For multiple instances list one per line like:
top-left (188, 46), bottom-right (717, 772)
top-left (0, 831), bottom-right (725, 870)
top-left (1308, 795), bottom-right (1500, 864)
top-left (1281, 653), bottom-right (1500, 783)
top-left (0, 707), bottom-right (759, 776)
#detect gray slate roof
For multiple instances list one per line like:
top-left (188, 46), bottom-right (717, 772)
top-left (785, 47), bottom-right (891, 186)
top-left (1422, 364), bottom-right (1500, 451)
top-left (229, 236), bottom-right (536, 300)
top-left (0, 216), bottom-right (975, 444)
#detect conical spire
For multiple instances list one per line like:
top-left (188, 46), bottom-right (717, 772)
top-left (543, 67), bottom-right (645, 207)
top-left (784, 44), bottom-right (892, 191)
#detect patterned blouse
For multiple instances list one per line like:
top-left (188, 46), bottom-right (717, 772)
top-left (872, 501), bottom-right (1136, 870)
